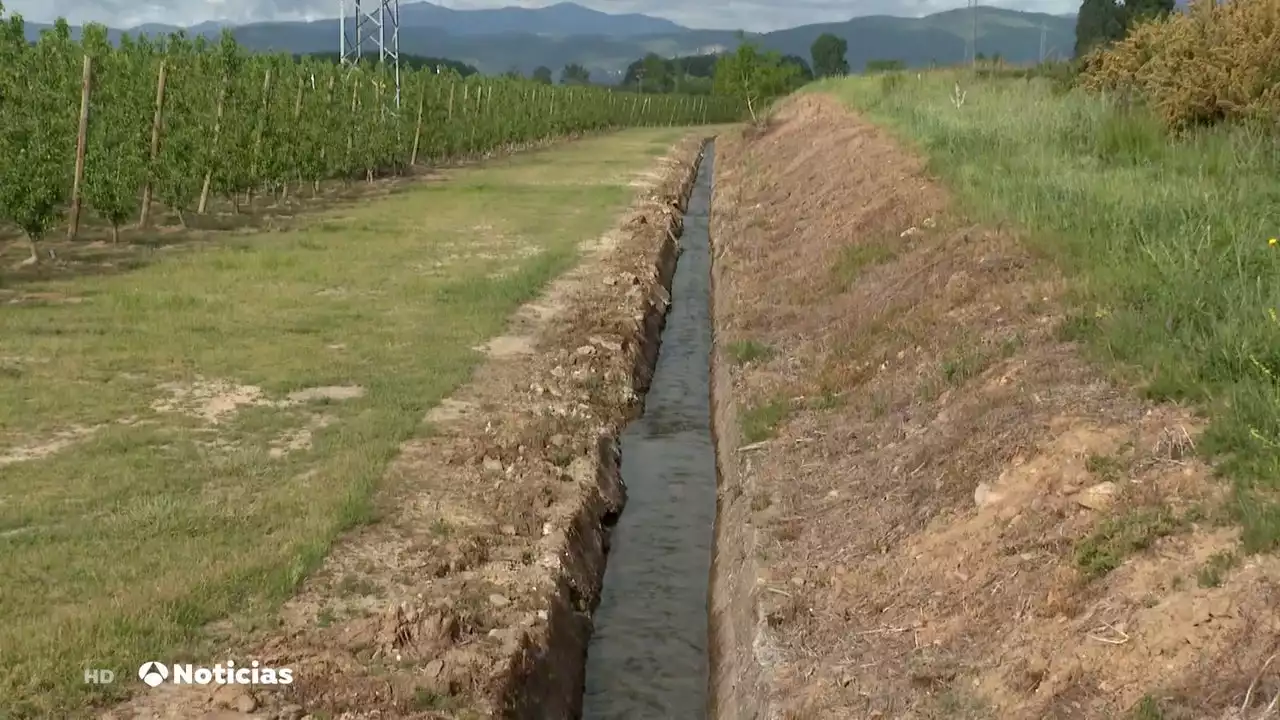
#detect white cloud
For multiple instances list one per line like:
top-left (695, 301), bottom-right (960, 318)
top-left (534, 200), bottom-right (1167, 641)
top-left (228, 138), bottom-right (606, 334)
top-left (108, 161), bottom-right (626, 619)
top-left (2, 0), bottom-right (1078, 32)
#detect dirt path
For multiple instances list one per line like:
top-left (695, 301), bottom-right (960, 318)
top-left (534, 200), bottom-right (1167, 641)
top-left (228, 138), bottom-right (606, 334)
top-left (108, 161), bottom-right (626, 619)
top-left (98, 134), bottom-right (708, 720)
top-left (708, 95), bottom-right (1280, 719)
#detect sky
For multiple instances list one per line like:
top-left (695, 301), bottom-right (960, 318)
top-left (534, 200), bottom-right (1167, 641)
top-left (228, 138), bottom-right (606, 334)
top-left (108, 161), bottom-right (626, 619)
top-left (2, 0), bottom-right (1078, 33)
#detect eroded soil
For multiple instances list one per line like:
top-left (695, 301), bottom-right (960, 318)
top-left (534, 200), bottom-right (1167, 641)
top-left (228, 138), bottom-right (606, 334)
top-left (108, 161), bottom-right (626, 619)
top-left (100, 135), bottom-right (707, 720)
top-left (709, 95), bottom-right (1280, 719)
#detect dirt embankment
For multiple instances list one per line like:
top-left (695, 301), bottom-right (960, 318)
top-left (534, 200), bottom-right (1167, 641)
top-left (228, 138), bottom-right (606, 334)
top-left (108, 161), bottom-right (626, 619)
top-left (708, 95), bottom-right (1280, 719)
top-left (103, 136), bottom-right (707, 720)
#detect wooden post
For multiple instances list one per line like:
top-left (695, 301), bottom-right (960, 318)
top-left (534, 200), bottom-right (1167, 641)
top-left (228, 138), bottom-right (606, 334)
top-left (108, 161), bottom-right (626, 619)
top-left (283, 77), bottom-right (303, 200)
top-left (197, 76), bottom-right (228, 214)
top-left (369, 77), bottom-right (383, 182)
top-left (345, 76), bottom-right (360, 178)
top-left (316, 74), bottom-right (336, 196)
top-left (138, 59), bottom-right (168, 228)
top-left (409, 77), bottom-right (425, 166)
top-left (67, 54), bottom-right (93, 240)
top-left (247, 68), bottom-right (273, 206)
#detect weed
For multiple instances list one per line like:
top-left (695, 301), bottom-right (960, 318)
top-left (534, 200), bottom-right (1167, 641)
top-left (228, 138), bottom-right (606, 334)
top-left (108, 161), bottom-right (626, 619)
top-left (811, 390), bottom-right (844, 410)
top-left (741, 397), bottom-right (792, 444)
top-left (940, 346), bottom-right (990, 386)
top-left (751, 493), bottom-right (773, 512)
top-left (337, 574), bottom-right (379, 597)
top-left (411, 687), bottom-right (457, 711)
top-left (1196, 550), bottom-right (1239, 588)
top-left (1130, 694), bottom-right (1164, 720)
top-left (831, 240), bottom-right (897, 289)
top-left (1085, 453), bottom-right (1124, 481)
top-left (869, 392), bottom-right (890, 418)
top-left (1075, 507), bottom-right (1186, 579)
top-left (728, 339), bottom-right (774, 365)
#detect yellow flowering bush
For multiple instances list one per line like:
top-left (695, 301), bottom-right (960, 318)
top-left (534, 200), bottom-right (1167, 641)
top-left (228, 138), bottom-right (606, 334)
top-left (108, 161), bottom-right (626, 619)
top-left (1080, 0), bottom-right (1280, 130)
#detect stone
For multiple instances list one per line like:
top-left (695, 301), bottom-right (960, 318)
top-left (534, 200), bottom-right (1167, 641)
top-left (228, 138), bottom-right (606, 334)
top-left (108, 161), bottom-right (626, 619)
top-left (974, 482), bottom-right (1004, 508)
top-left (1075, 482), bottom-right (1119, 511)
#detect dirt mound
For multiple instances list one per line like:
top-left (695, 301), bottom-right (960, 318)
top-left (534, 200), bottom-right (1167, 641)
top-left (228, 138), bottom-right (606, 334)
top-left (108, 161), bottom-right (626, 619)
top-left (709, 93), bottom-right (1280, 719)
top-left (102, 135), bottom-right (708, 720)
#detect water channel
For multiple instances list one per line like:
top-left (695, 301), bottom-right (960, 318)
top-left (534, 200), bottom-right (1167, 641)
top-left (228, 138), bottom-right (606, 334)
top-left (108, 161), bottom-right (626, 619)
top-left (581, 141), bottom-right (718, 720)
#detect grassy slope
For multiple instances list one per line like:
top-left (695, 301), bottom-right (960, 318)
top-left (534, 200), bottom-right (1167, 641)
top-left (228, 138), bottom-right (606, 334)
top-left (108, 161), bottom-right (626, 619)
top-left (816, 72), bottom-right (1280, 548)
top-left (0, 126), bottom-right (687, 717)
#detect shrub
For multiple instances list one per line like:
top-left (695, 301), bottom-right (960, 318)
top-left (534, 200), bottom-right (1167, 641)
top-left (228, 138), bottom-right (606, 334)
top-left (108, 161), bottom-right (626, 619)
top-left (1080, 0), bottom-right (1280, 130)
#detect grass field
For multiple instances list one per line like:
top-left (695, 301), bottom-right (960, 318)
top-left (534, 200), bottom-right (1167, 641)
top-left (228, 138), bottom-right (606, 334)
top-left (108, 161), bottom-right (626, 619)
top-left (0, 126), bottom-right (687, 717)
top-left (815, 71), bottom-right (1280, 551)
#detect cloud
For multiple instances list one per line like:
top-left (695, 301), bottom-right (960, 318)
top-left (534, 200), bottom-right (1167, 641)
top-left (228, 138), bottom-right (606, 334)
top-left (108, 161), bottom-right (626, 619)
top-left (3, 0), bottom-right (1078, 32)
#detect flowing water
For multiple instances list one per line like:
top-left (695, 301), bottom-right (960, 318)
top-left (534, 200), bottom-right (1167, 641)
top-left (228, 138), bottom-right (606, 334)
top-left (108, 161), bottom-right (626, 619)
top-left (581, 142), bottom-right (717, 719)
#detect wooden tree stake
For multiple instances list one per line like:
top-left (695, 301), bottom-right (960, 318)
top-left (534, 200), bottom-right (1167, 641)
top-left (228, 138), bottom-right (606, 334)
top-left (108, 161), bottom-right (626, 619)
top-left (409, 77), bottom-right (426, 166)
top-left (197, 76), bottom-right (228, 214)
top-left (68, 54), bottom-right (93, 240)
top-left (247, 68), bottom-right (273, 206)
top-left (139, 59), bottom-right (168, 228)
top-left (284, 77), bottom-right (304, 200)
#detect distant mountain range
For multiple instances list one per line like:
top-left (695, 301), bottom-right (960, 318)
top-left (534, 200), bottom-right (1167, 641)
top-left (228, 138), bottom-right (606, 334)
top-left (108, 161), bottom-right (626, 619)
top-left (17, 2), bottom-right (1079, 82)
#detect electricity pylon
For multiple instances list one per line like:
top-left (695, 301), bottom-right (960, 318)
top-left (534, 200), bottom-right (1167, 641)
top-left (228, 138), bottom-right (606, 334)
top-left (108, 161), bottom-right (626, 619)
top-left (338, 0), bottom-right (401, 109)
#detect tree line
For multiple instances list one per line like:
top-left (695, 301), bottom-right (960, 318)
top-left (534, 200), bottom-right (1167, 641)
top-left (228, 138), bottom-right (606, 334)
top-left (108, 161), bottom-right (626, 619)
top-left (1074, 0), bottom-right (1176, 58)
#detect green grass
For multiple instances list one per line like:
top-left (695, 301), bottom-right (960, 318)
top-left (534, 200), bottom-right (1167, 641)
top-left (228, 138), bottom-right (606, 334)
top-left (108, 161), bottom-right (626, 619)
top-left (0, 127), bottom-right (687, 717)
top-left (740, 397), bottom-right (792, 444)
top-left (831, 239), bottom-right (898, 289)
top-left (1197, 549), bottom-right (1239, 588)
top-left (1130, 695), bottom-right (1165, 720)
top-left (727, 338), bottom-right (774, 365)
top-left (816, 71), bottom-right (1280, 553)
top-left (1074, 507), bottom-right (1186, 579)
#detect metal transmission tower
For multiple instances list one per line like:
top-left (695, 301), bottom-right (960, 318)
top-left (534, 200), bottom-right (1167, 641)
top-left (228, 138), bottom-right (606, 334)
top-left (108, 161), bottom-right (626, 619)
top-left (338, 0), bottom-right (402, 109)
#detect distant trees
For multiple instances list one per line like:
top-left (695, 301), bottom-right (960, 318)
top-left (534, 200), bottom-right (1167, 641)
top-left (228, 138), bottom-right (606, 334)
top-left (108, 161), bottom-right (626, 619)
top-left (619, 48), bottom-right (808, 97)
top-left (639, 52), bottom-right (669, 91)
top-left (532, 65), bottom-right (553, 84)
top-left (623, 53), bottom-right (718, 93)
top-left (561, 63), bottom-right (590, 85)
top-left (810, 33), bottom-right (849, 77)
top-left (295, 51), bottom-right (478, 77)
top-left (781, 55), bottom-right (815, 82)
top-left (865, 59), bottom-right (905, 73)
top-left (712, 41), bottom-right (802, 122)
top-left (1074, 0), bottom-right (1174, 57)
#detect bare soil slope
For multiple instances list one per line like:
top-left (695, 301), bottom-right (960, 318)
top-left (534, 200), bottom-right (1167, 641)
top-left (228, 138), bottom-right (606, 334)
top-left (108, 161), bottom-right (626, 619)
top-left (709, 94), bottom-right (1280, 719)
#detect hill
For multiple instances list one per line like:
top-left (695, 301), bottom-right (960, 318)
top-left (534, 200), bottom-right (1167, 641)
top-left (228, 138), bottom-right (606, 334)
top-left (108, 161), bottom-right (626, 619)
top-left (16, 5), bottom-right (1078, 81)
top-left (763, 7), bottom-right (1076, 66)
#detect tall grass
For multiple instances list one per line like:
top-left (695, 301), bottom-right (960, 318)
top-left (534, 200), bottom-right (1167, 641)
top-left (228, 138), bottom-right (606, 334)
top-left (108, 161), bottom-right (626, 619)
top-left (817, 72), bottom-right (1280, 550)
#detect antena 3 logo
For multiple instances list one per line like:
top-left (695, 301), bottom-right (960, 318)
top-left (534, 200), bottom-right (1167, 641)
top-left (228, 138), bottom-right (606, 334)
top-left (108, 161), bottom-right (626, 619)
top-left (137, 660), bottom-right (294, 688)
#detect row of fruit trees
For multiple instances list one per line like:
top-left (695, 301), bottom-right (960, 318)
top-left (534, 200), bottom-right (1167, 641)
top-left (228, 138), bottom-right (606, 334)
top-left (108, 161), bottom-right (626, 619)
top-left (0, 9), bottom-right (741, 258)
